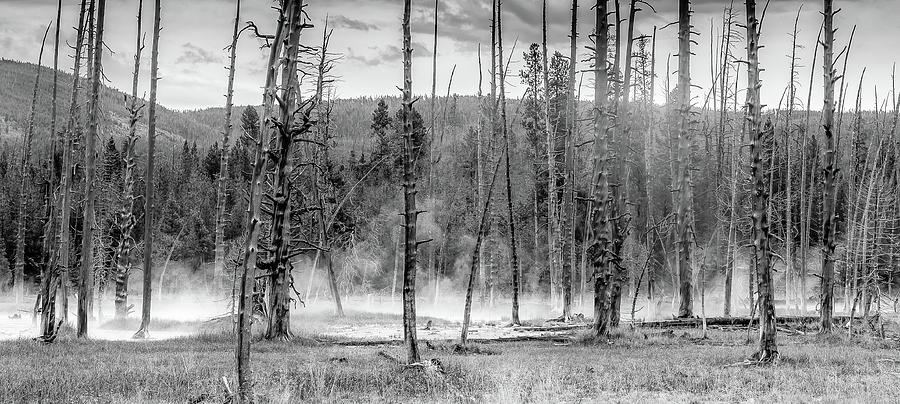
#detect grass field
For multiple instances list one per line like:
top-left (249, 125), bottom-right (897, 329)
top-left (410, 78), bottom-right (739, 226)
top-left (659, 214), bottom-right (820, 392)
top-left (3, 317), bottom-right (900, 403)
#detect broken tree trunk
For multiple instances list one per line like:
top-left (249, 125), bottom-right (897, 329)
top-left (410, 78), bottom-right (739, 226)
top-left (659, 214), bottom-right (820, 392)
top-left (461, 149), bottom-right (505, 345)
top-left (15, 25), bottom-right (50, 307)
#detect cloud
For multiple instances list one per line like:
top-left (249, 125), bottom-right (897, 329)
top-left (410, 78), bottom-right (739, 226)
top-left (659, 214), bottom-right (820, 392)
top-left (329, 15), bottom-right (379, 32)
top-left (175, 42), bottom-right (222, 65)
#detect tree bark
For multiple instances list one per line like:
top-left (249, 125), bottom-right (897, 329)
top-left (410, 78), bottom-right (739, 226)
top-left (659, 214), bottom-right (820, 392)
top-left (590, 0), bottom-right (613, 338)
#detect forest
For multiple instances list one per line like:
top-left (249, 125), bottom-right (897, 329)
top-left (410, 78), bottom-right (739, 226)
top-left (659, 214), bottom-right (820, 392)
top-left (2, 0), bottom-right (900, 402)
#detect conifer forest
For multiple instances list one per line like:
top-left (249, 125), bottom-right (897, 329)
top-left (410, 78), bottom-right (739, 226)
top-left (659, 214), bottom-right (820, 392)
top-left (3, 0), bottom-right (900, 402)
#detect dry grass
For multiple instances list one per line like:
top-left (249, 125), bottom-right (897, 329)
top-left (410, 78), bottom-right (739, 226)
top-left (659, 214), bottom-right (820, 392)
top-left (2, 327), bottom-right (900, 403)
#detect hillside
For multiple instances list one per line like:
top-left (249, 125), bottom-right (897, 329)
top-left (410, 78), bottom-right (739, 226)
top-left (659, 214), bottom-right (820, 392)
top-left (0, 59), bottom-right (219, 153)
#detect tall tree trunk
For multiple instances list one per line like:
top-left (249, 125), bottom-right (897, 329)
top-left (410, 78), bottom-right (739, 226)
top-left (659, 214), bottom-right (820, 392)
top-left (265, 0), bottom-right (306, 341)
top-left (133, 0), bottom-right (159, 339)
top-left (819, 0), bottom-right (837, 334)
top-left (235, 4), bottom-right (286, 400)
top-left (560, 0), bottom-right (578, 321)
top-left (78, 0), bottom-right (106, 338)
top-left (675, 0), bottom-right (694, 318)
top-left (590, 0), bottom-right (613, 338)
top-left (15, 25), bottom-right (51, 306)
top-left (746, 0), bottom-right (777, 362)
top-left (214, 0), bottom-right (242, 294)
top-left (57, 0), bottom-right (89, 326)
top-left (799, 22), bottom-right (823, 316)
top-left (401, 0), bottom-right (421, 365)
top-left (495, 1), bottom-right (521, 326)
top-left (542, 0), bottom-right (560, 309)
top-left (113, 0), bottom-right (144, 320)
top-left (37, 0), bottom-right (65, 332)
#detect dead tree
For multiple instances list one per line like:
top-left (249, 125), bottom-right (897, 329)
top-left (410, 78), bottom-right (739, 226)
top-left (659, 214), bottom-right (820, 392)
top-left (134, 0), bottom-right (159, 339)
top-left (235, 2), bottom-right (286, 400)
top-left (589, 0), bottom-right (613, 338)
top-left (675, 0), bottom-right (694, 318)
top-left (55, 0), bottom-right (90, 327)
top-left (820, 0), bottom-right (837, 333)
top-left (310, 21), bottom-right (344, 317)
top-left (215, 0), bottom-right (243, 293)
top-left (37, 0), bottom-right (65, 331)
top-left (15, 25), bottom-right (51, 305)
top-left (799, 21), bottom-right (823, 316)
top-left (494, 0), bottom-right (522, 326)
top-left (560, 0), bottom-right (578, 321)
top-left (113, 0), bottom-right (144, 320)
top-left (265, 0), bottom-right (308, 341)
top-left (745, 0), bottom-right (777, 363)
top-left (461, 150), bottom-right (504, 344)
top-left (77, 0), bottom-right (107, 338)
top-left (542, 0), bottom-right (560, 310)
top-left (400, 0), bottom-right (423, 365)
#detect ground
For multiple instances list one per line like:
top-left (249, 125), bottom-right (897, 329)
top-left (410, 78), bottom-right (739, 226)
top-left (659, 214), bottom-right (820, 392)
top-left (3, 308), bottom-right (900, 403)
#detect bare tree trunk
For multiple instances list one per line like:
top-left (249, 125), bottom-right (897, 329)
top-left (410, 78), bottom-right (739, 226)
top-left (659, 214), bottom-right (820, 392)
top-left (401, 0), bottom-right (421, 365)
top-left (37, 0), bottom-right (65, 333)
top-left (15, 25), bottom-right (51, 306)
top-left (57, 0), bottom-right (89, 326)
top-left (784, 7), bottom-right (801, 315)
top-left (560, 0), bottom-right (578, 321)
top-left (542, 0), bottom-right (560, 309)
top-left (214, 0), bottom-right (242, 294)
top-left (113, 0), bottom-right (144, 320)
top-left (675, 0), bottom-right (694, 318)
top-left (820, 0), bottom-right (837, 334)
top-left (799, 22), bottom-right (824, 316)
top-left (461, 151), bottom-right (504, 344)
top-left (78, 0), bottom-right (106, 338)
top-left (265, 0), bottom-right (306, 342)
top-left (746, 0), bottom-right (777, 362)
top-left (235, 4), bottom-right (286, 400)
top-left (491, 2), bottom-right (520, 326)
top-left (590, 0), bottom-right (613, 338)
top-left (311, 24), bottom-right (345, 318)
top-left (133, 0), bottom-right (159, 340)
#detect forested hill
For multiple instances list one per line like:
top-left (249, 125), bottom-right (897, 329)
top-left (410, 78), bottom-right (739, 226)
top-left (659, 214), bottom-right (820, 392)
top-left (0, 59), bottom-right (217, 152)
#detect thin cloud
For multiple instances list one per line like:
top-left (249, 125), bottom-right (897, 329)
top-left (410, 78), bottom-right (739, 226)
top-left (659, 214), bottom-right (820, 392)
top-left (175, 42), bottom-right (222, 65)
top-left (330, 15), bottom-right (379, 32)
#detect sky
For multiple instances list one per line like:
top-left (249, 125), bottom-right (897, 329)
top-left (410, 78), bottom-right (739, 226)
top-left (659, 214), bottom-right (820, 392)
top-left (0, 0), bottom-right (897, 111)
